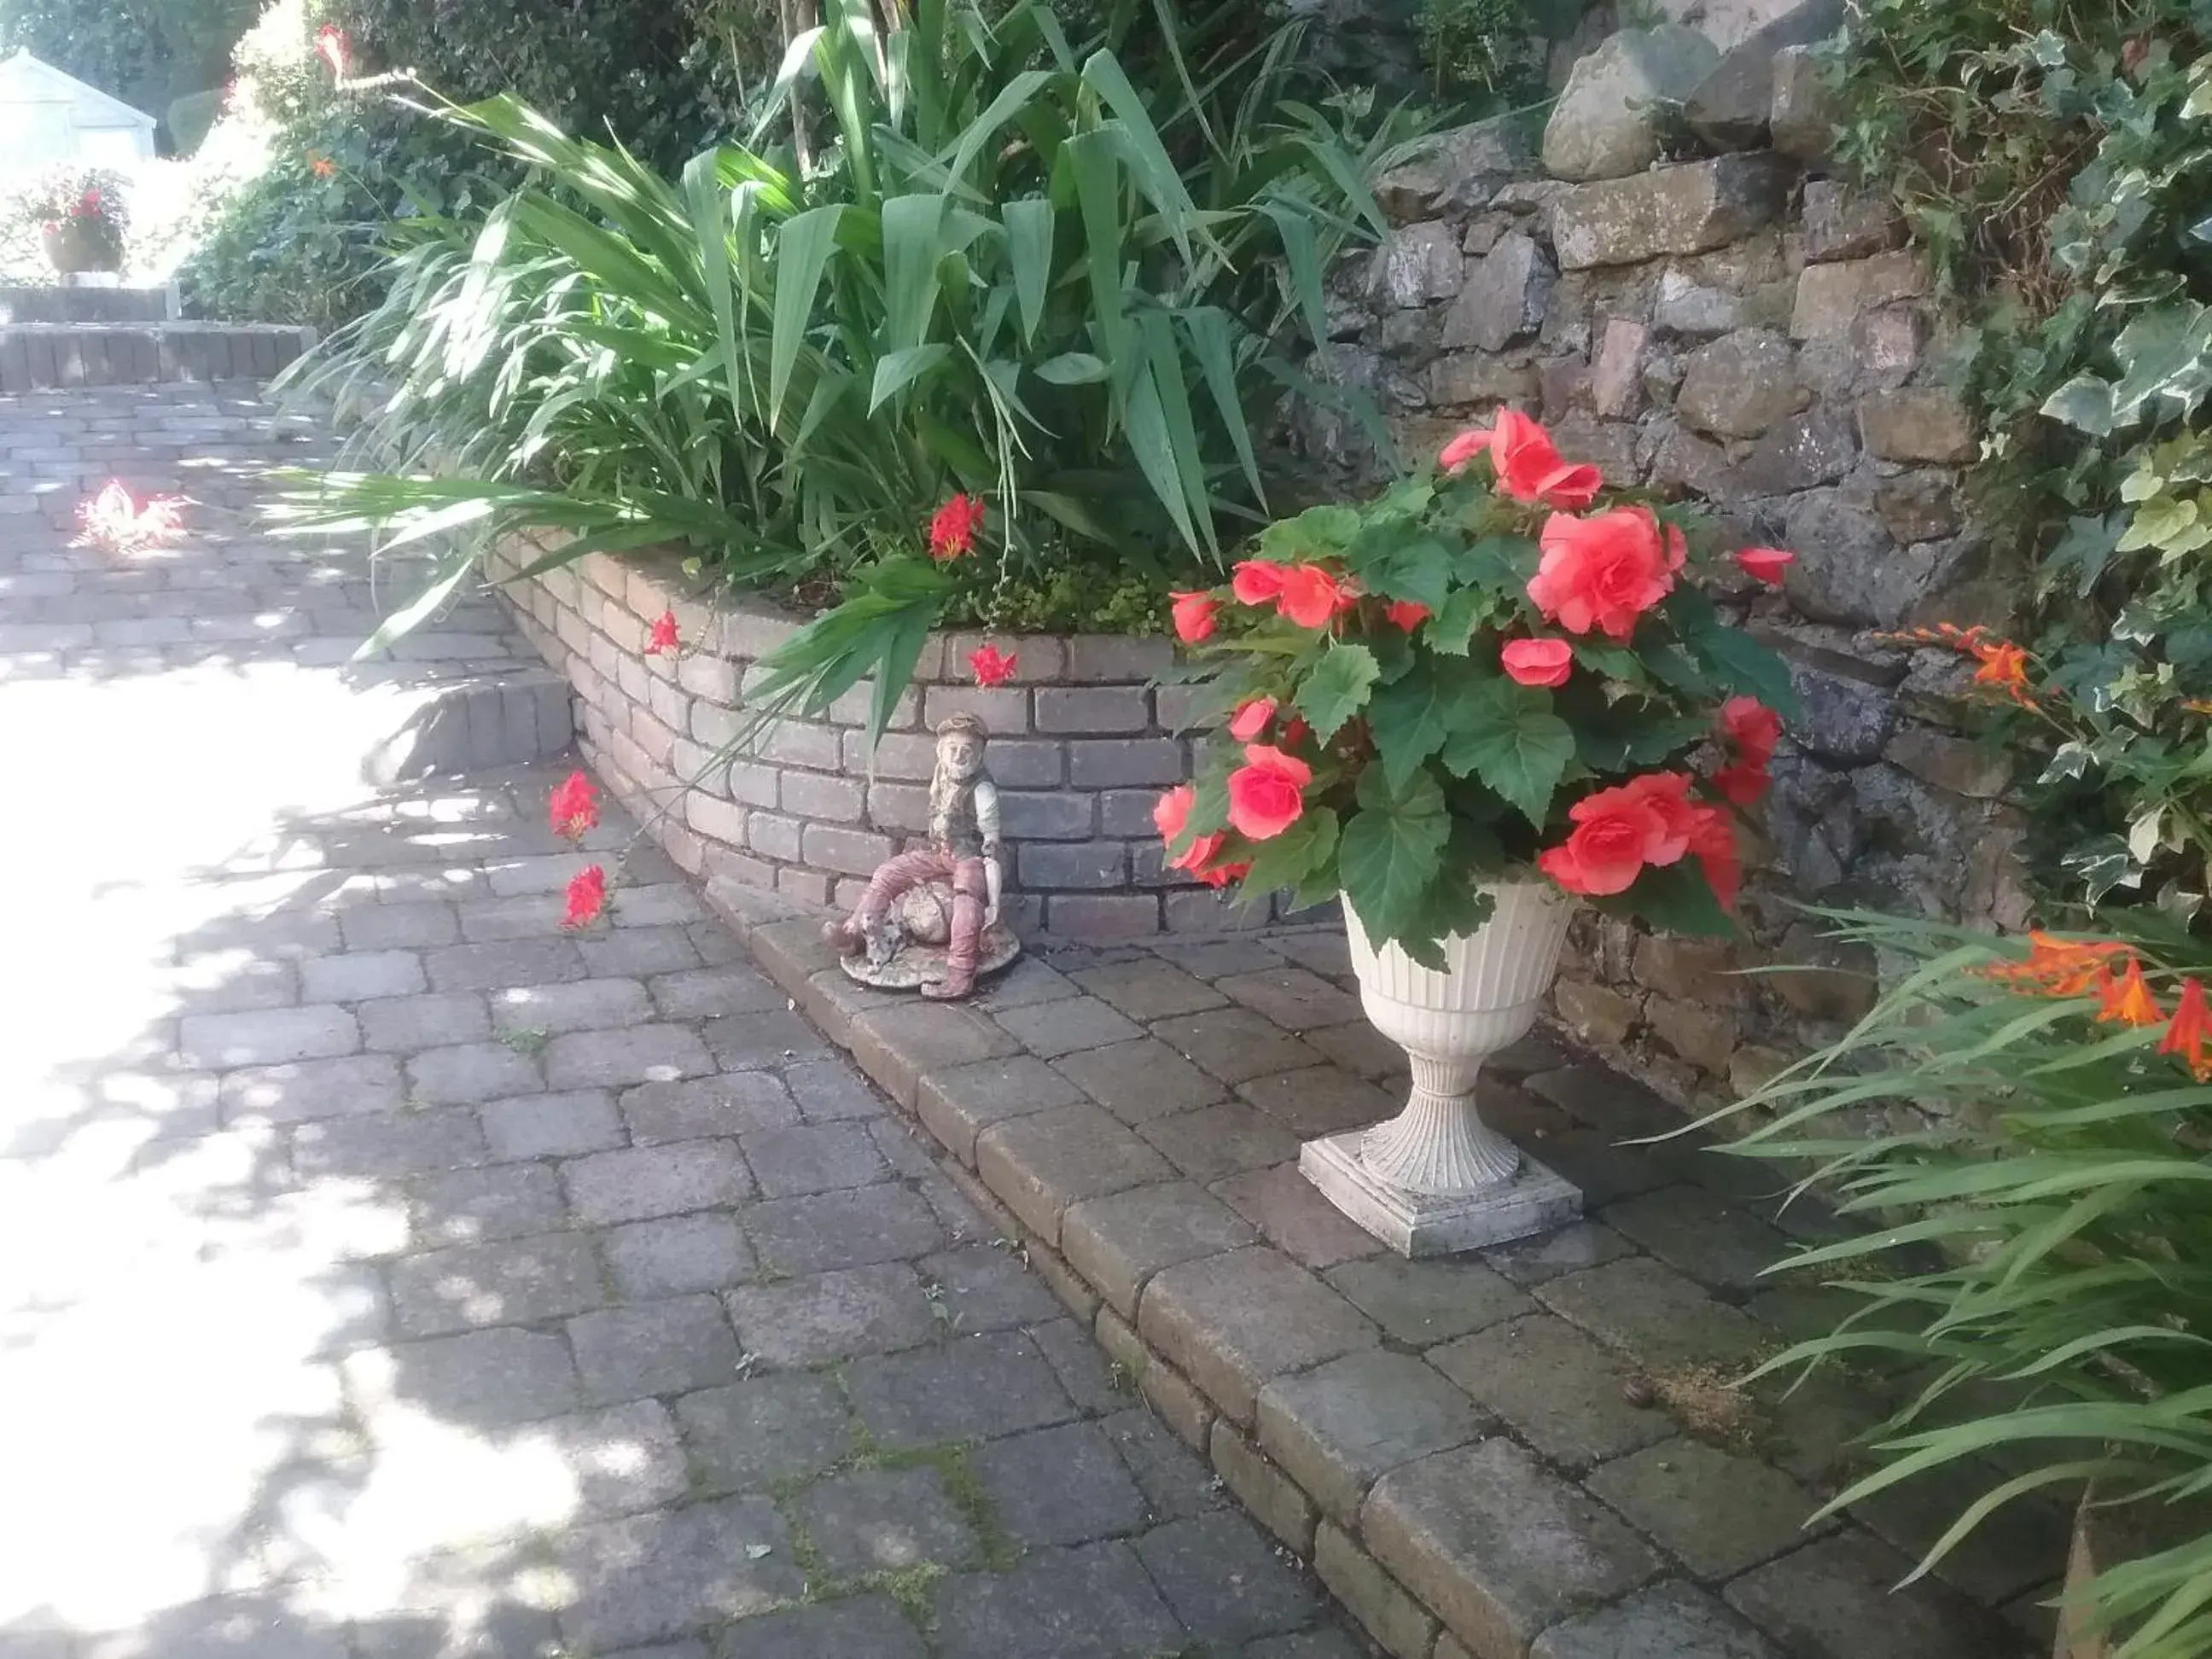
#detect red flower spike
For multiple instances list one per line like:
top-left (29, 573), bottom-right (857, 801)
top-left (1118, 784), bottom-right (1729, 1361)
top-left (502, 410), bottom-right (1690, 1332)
top-left (968, 643), bottom-right (1017, 687)
top-left (928, 493), bottom-right (985, 561)
top-left (1225, 744), bottom-right (1313, 841)
top-left (314, 23), bottom-right (351, 79)
top-left (562, 864), bottom-right (608, 931)
top-left (645, 609), bottom-right (679, 655)
top-left (1170, 591), bottom-right (1219, 643)
top-left (548, 770), bottom-right (600, 842)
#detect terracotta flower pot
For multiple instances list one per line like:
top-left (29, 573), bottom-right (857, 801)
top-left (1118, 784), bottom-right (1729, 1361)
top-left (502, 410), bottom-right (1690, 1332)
top-left (42, 218), bottom-right (122, 276)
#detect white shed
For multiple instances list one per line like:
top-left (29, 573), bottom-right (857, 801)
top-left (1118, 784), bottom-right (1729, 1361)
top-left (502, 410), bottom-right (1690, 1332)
top-left (0, 53), bottom-right (158, 168)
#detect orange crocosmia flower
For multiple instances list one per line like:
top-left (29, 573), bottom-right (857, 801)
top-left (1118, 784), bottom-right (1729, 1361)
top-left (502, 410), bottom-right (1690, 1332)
top-left (1225, 743), bottom-right (1313, 841)
top-left (1228, 697), bottom-right (1277, 742)
top-left (645, 609), bottom-right (679, 655)
top-left (1171, 591), bottom-right (1219, 643)
top-left (1969, 639), bottom-right (2034, 703)
top-left (1385, 599), bottom-right (1430, 633)
top-left (2159, 978), bottom-right (2212, 1080)
top-left (1528, 506), bottom-right (1684, 641)
top-left (968, 643), bottom-right (1017, 687)
top-left (1983, 932), bottom-right (2129, 998)
top-left (1276, 565), bottom-right (1358, 630)
top-left (2098, 957), bottom-right (2164, 1027)
top-left (562, 864), bottom-right (608, 931)
top-left (1476, 410), bottom-right (1604, 509)
top-left (548, 770), bottom-right (599, 841)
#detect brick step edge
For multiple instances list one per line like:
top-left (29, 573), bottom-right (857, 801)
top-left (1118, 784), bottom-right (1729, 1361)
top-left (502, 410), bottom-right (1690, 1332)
top-left (0, 323), bottom-right (315, 391)
top-left (363, 670), bottom-right (576, 786)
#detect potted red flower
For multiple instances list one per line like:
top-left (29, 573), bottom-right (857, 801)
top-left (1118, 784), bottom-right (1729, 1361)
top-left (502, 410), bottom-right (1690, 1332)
top-left (1158, 410), bottom-right (1796, 1253)
top-left (14, 167), bottom-right (129, 281)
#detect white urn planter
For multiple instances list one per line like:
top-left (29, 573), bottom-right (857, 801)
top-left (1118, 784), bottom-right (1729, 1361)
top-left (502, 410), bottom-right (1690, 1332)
top-left (1300, 878), bottom-right (1582, 1256)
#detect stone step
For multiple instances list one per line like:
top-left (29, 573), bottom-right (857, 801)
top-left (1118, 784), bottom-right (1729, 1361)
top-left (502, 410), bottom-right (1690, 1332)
top-left (359, 667), bottom-right (577, 785)
top-left (0, 323), bottom-right (315, 392)
top-left (0, 285), bottom-right (178, 323)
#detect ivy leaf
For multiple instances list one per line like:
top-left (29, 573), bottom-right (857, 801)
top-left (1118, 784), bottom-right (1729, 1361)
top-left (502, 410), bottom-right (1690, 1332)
top-left (1338, 762), bottom-right (1450, 952)
top-left (1592, 862), bottom-right (1734, 937)
top-left (1438, 678), bottom-right (1575, 827)
top-left (2064, 835), bottom-right (2145, 906)
top-left (2042, 373), bottom-right (2117, 434)
top-left (1293, 643), bottom-right (1381, 743)
top-left (2042, 513), bottom-right (2123, 597)
top-left (1238, 806), bottom-right (1339, 898)
top-left (2116, 494), bottom-right (2200, 553)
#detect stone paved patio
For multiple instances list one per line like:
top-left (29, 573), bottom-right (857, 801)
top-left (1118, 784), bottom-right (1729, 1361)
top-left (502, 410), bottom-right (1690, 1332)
top-left (0, 385), bottom-right (1363, 1659)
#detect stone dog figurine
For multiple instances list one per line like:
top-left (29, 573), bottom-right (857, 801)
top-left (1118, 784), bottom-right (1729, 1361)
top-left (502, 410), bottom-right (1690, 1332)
top-left (824, 713), bottom-right (1017, 1000)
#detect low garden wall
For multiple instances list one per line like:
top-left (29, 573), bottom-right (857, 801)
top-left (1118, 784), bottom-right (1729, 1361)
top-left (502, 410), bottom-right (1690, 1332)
top-left (486, 533), bottom-right (1271, 940)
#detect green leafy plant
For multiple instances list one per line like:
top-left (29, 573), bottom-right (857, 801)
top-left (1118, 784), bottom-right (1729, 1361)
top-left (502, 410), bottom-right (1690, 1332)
top-left (1149, 410), bottom-right (1797, 965)
top-left (1709, 912), bottom-right (2212, 1657)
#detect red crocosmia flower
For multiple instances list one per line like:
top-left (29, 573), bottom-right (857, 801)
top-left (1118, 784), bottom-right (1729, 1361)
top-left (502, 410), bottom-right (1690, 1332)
top-left (1474, 410), bottom-right (1604, 509)
top-left (928, 492), bottom-right (985, 560)
top-left (645, 609), bottom-right (679, 655)
top-left (1720, 696), bottom-right (1784, 767)
top-left (1171, 590), bottom-right (1219, 643)
top-left (1688, 804), bottom-right (1741, 912)
top-left (1501, 637), bottom-right (1573, 688)
top-left (1277, 565), bottom-right (1358, 630)
top-left (1385, 599), bottom-right (1430, 632)
top-left (314, 22), bottom-right (351, 79)
top-left (1537, 772), bottom-right (1698, 897)
top-left (1439, 427), bottom-right (1491, 472)
top-left (1226, 744), bottom-right (1313, 841)
top-left (562, 864), bottom-right (608, 931)
top-left (968, 643), bottom-right (1017, 687)
top-left (1528, 506), bottom-right (1684, 641)
top-left (2160, 978), bottom-right (2212, 1080)
top-left (1231, 559), bottom-right (1289, 606)
top-left (1713, 761), bottom-right (1770, 807)
top-left (1228, 697), bottom-right (1277, 742)
top-left (549, 770), bottom-right (600, 841)
top-left (1736, 546), bottom-right (1795, 586)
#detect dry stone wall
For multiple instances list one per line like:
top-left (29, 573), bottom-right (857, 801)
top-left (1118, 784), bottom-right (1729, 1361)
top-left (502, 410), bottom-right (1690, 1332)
top-left (1299, 24), bottom-right (2031, 1109)
top-left (486, 534), bottom-right (1272, 942)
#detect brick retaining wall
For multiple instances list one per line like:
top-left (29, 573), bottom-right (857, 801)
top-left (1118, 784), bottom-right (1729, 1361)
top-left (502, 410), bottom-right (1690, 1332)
top-left (487, 533), bottom-right (1271, 940)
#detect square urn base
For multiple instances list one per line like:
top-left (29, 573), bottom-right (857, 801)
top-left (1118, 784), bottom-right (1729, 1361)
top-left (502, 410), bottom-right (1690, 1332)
top-left (1299, 1132), bottom-right (1583, 1258)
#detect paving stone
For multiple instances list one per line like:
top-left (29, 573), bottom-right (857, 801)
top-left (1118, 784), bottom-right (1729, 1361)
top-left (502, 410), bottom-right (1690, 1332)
top-left (847, 1330), bottom-right (1076, 1448)
top-left (1849, 1461), bottom-right (2073, 1605)
top-left (344, 1327), bottom-right (580, 1430)
top-left (993, 994), bottom-right (1145, 1059)
top-left (1138, 1247), bottom-right (1379, 1425)
top-left (1061, 1181), bottom-right (1259, 1318)
top-left (1322, 1254), bottom-right (1533, 1346)
top-left (783, 1057), bottom-right (882, 1122)
top-left (1723, 1531), bottom-right (2019, 1659)
top-left (79, 1594), bottom-right (353, 1659)
top-left (646, 965), bottom-right (782, 1020)
top-left (1429, 1313), bottom-right (1674, 1470)
top-left (676, 1372), bottom-right (856, 1492)
top-left (1211, 1418), bottom-right (1320, 1556)
top-left (1533, 1580), bottom-right (1785, 1659)
top-left (425, 939), bottom-right (586, 992)
top-left (1536, 1255), bottom-right (1775, 1371)
top-left (850, 1001), bottom-right (1019, 1108)
top-left (977, 1103), bottom-right (1178, 1246)
top-left (1303, 1018), bottom-right (1408, 1081)
top-left (1134, 1511), bottom-right (1321, 1644)
top-left (931, 1540), bottom-right (1183, 1659)
top-left (700, 1008), bottom-right (834, 1069)
top-left (743, 1184), bottom-right (946, 1276)
top-left (181, 1004), bottom-right (360, 1068)
top-left (557, 1495), bottom-right (802, 1650)
top-left (1152, 937), bottom-right (1289, 978)
top-left (1052, 1037), bottom-right (1226, 1125)
top-left (408, 1161), bottom-right (569, 1247)
top-left (605, 1212), bottom-right (756, 1299)
top-left (578, 924), bottom-right (702, 977)
top-left (1237, 1067), bottom-right (1398, 1138)
top-left (488, 977), bottom-right (653, 1036)
top-left (1312, 1521), bottom-right (1440, 1659)
top-left (562, 1141), bottom-right (753, 1224)
top-left (1482, 1220), bottom-right (1635, 1286)
top-left (1258, 1348), bottom-right (1488, 1527)
top-left (973, 1420), bottom-right (1152, 1545)
top-left (293, 1107), bottom-right (488, 1178)
top-left (1100, 1405), bottom-right (1228, 1521)
top-left (1152, 1007), bottom-right (1325, 1084)
top-left (478, 1089), bottom-right (623, 1160)
top-left (1603, 1184), bottom-right (1796, 1294)
top-left (725, 1262), bottom-right (939, 1366)
top-left (405, 1042), bottom-right (544, 1106)
top-left (714, 1595), bottom-right (928, 1659)
top-left (301, 950), bottom-right (428, 1003)
top-left (1364, 1440), bottom-right (1667, 1657)
top-left (1586, 1438), bottom-right (1826, 1577)
top-left (1140, 1101), bottom-right (1303, 1183)
top-left (359, 992), bottom-right (493, 1053)
top-left (1212, 1162), bottom-right (1384, 1272)
top-left (621, 1071), bottom-right (798, 1144)
top-left (919, 1242), bottom-right (1064, 1331)
top-left (795, 1464), bottom-right (981, 1575)
top-left (1068, 958), bottom-right (1230, 1020)
top-left (544, 1023), bottom-right (713, 1090)
top-left (1528, 1062), bottom-right (1685, 1140)
top-left (568, 1294), bottom-right (742, 1404)
top-left (1214, 968), bottom-right (1364, 1032)
top-left (218, 1053), bottom-right (404, 1124)
top-left (740, 1121), bottom-right (887, 1197)
top-left (918, 1053), bottom-right (1088, 1164)
top-left (537, 1397), bottom-right (690, 1517)
top-left (1243, 1628), bottom-right (1371, 1659)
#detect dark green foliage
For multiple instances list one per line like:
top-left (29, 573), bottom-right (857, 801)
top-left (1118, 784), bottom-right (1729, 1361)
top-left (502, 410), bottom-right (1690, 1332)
top-left (0, 0), bottom-right (258, 131)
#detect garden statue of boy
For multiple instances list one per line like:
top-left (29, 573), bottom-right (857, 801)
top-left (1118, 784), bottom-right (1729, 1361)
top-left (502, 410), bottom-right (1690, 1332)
top-left (825, 713), bottom-right (1016, 999)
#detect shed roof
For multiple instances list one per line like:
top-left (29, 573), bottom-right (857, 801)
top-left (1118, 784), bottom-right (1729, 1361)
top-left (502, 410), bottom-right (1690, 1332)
top-left (0, 51), bottom-right (158, 130)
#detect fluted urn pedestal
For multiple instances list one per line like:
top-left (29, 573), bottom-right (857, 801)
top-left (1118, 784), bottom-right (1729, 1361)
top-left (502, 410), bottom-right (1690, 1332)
top-left (1300, 880), bottom-right (1581, 1257)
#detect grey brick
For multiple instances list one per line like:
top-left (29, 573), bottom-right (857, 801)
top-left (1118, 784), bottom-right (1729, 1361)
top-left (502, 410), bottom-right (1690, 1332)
top-left (1035, 685), bottom-right (1150, 734)
top-left (180, 1004), bottom-right (359, 1068)
top-left (578, 925), bottom-right (701, 977)
top-left (747, 811), bottom-right (803, 860)
top-left (557, 1496), bottom-right (801, 1650)
top-left (784, 1058), bottom-right (883, 1122)
top-left (543, 1024), bottom-right (713, 1090)
top-left (425, 939), bottom-right (585, 992)
top-left (931, 1541), bottom-right (1181, 1658)
top-left (922, 684), bottom-right (1030, 734)
top-left (740, 1121), bottom-right (888, 1196)
top-left (488, 977), bottom-right (653, 1036)
top-left (605, 1212), bottom-right (756, 1299)
top-left (405, 1042), bottom-right (544, 1106)
top-left (707, 1597), bottom-right (927, 1659)
top-left (622, 1072), bottom-right (798, 1144)
top-left (743, 1184), bottom-right (946, 1276)
top-left (803, 822), bottom-right (894, 877)
top-left (359, 992), bottom-right (492, 1052)
top-left (479, 1089), bottom-right (624, 1160)
top-left (795, 1465), bottom-right (980, 1574)
top-left (676, 1372), bottom-right (856, 1492)
top-left (645, 965), bottom-right (781, 1019)
top-left (568, 1294), bottom-right (742, 1403)
top-left (536, 1398), bottom-right (690, 1519)
top-left (343, 1327), bottom-right (580, 1429)
top-left (293, 1106), bottom-right (489, 1179)
top-left (997, 789), bottom-right (1097, 840)
top-left (847, 1330), bottom-right (1077, 1448)
top-left (218, 1053), bottom-right (404, 1125)
top-left (1066, 737), bottom-right (1185, 789)
top-left (1017, 840), bottom-right (1126, 888)
top-left (780, 769), bottom-right (864, 822)
top-left (391, 1232), bottom-right (605, 1336)
top-left (973, 1419), bottom-right (1151, 1546)
top-left (410, 1161), bottom-right (570, 1246)
top-left (338, 904), bottom-right (461, 952)
top-left (562, 1140), bottom-right (754, 1224)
